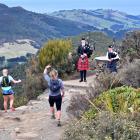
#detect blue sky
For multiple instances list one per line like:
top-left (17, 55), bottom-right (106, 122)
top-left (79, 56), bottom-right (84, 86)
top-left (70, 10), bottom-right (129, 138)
top-left (0, 0), bottom-right (140, 15)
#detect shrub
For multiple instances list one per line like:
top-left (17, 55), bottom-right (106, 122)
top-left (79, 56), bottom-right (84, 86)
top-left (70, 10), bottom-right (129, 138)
top-left (118, 59), bottom-right (140, 88)
top-left (38, 39), bottom-right (73, 77)
top-left (95, 86), bottom-right (140, 114)
top-left (62, 112), bottom-right (140, 140)
top-left (120, 31), bottom-right (140, 62)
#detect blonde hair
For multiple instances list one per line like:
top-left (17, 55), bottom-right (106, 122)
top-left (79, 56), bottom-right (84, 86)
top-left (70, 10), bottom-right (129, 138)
top-left (49, 69), bottom-right (58, 79)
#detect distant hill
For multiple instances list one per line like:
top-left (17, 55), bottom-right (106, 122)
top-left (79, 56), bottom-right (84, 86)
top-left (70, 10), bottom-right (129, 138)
top-left (0, 3), bottom-right (96, 45)
top-left (0, 39), bottom-right (38, 59)
top-left (50, 9), bottom-right (140, 32)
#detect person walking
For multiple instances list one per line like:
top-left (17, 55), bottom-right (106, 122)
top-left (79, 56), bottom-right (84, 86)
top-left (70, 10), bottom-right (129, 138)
top-left (0, 69), bottom-right (21, 112)
top-left (44, 65), bottom-right (65, 127)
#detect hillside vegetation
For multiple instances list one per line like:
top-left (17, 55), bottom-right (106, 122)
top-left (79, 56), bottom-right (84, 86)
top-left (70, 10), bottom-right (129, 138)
top-left (0, 39), bottom-right (38, 59)
top-left (51, 9), bottom-right (140, 31)
top-left (0, 3), bottom-right (95, 45)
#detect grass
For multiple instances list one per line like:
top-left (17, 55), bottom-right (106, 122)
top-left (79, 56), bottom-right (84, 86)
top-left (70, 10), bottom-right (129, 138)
top-left (0, 39), bottom-right (38, 59)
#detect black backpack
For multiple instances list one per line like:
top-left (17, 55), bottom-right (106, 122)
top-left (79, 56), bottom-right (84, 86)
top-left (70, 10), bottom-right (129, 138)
top-left (1, 76), bottom-right (11, 87)
top-left (49, 79), bottom-right (61, 93)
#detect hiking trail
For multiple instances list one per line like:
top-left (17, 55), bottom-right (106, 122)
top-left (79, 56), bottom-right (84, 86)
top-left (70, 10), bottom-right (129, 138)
top-left (0, 76), bottom-right (95, 140)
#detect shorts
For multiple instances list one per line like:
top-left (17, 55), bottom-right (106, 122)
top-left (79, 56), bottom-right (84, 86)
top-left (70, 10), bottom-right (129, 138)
top-left (2, 89), bottom-right (14, 96)
top-left (49, 94), bottom-right (62, 111)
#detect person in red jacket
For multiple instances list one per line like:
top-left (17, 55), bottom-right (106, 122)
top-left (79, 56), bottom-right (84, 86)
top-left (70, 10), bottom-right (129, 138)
top-left (77, 38), bottom-right (89, 82)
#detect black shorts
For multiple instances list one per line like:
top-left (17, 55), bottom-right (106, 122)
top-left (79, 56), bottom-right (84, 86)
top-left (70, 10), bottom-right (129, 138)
top-left (49, 94), bottom-right (62, 111)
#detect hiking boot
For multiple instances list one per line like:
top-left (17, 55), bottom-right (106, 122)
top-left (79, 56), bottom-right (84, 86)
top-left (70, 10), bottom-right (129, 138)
top-left (57, 120), bottom-right (61, 127)
top-left (51, 114), bottom-right (56, 119)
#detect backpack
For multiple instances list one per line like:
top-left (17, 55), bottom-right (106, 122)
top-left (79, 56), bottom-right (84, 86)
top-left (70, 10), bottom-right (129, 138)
top-left (49, 79), bottom-right (61, 93)
top-left (1, 76), bottom-right (11, 87)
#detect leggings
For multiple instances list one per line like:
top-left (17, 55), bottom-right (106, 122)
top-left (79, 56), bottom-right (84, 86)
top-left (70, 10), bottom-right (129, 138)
top-left (49, 94), bottom-right (62, 111)
top-left (80, 70), bottom-right (87, 81)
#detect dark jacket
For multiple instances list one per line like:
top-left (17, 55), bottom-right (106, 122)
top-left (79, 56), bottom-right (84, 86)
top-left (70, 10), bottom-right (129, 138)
top-left (77, 45), bottom-right (92, 58)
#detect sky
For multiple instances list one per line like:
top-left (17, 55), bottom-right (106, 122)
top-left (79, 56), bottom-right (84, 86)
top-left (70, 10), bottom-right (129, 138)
top-left (0, 0), bottom-right (140, 15)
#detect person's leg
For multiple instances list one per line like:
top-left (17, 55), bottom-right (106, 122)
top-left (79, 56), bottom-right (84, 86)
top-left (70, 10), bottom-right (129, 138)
top-left (3, 95), bottom-right (8, 112)
top-left (79, 71), bottom-right (84, 82)
top-left (84, 70), bottom-right (87, 82)
top-left (49, 96), bottom-right (55, 119)
top-left (9, 94), bottom-right (15, 111)
top-left (112, 61), bottom-right (117, 72)
top-left (55, 95), bottom-right (62, 126)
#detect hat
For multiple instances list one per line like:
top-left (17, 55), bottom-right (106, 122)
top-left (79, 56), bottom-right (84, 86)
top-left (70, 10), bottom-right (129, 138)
top-left (81, 37), bottom-right (85, 40)
top-left (108, 45), bottom-right (113, 48)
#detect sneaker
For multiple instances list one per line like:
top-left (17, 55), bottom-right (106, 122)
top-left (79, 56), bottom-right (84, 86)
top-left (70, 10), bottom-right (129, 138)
top-left (51, 114), bottom-right (56, 119)
top-left (57, 120), bottom-right (61, 127)
top-left (79, 80), bottom-right (83, 82)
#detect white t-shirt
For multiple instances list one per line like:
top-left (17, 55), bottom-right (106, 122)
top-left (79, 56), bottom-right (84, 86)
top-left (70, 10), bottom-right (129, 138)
top-left (0, 75), bottom-right (14, 90)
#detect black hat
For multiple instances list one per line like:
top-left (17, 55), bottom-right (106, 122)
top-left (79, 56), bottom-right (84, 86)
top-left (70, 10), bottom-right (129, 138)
top-left (108, 45), bottom-right (113, 48)
top-left (81, 37), bottom-right (85, 40)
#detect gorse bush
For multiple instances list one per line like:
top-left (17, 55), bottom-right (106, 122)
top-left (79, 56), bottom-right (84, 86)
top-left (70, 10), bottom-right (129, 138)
top-left (39, 39), bottom-right (73, 77)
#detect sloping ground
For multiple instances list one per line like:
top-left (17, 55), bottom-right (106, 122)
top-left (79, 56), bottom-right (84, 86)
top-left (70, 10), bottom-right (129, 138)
top-left (0, 76), bottom-right (95, 140)
top-left (0, 39), bottom-right (38, 59)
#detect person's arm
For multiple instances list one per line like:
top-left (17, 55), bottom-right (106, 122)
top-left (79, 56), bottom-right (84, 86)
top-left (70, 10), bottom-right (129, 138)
top-left (61, 89), bottom-right (65, 98)
top-left (10, 76), bottom-right (21, 84)
top-left (43, 65), bottom-right (51, 84)
top-left (60, 80), bottom-right (65, 97)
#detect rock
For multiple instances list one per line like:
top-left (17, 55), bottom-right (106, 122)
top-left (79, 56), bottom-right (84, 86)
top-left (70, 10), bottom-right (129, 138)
top-left (16, 106), bottom-right (28, 111)
top-left (14, 128), bottom-right (21, 134)
top-left (17, 132), bottom-right (38, 139)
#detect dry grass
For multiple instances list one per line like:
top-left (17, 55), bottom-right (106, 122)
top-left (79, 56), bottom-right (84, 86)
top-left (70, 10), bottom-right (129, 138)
top-left (0, 39), bottom-right (38, 59)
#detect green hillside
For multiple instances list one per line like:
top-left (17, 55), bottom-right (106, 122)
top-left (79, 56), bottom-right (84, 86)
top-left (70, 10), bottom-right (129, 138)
top-left (50, 9), bottom-right (140, 31)
top-left (0, 4), bottom-right (95, 45)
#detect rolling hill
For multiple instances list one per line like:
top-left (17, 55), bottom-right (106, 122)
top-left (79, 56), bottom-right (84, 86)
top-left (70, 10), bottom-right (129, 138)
top-left (50, 9), bottom-right (140, 31)
top-left (0, 3), bottom-right (96, 45)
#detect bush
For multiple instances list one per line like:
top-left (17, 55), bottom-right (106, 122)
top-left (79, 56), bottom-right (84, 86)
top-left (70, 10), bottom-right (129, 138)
top-left (93, 86), bottom-right (140, 114)
top-left (82, 86), bottom-right (140, 120)
top-left (38, 39), bottom-right (73, 77)
top-left (118, 59), bottom-right (140, 88)
top-left (62, 112), bottom-right (140, 140)
top-left (120, 31), bottom-right (140, 62)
